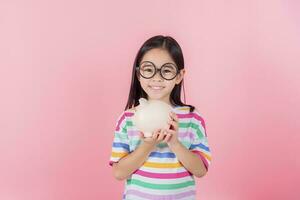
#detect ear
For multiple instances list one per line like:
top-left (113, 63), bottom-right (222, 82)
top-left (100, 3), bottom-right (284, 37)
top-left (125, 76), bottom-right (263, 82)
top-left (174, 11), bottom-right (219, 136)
top-left (175, 69), bottom-right (185, 84)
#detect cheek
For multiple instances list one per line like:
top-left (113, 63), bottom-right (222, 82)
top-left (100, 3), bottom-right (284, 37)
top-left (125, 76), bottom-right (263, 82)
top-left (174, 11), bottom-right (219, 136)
top-left (140, 79), bottom-right (149, 89)
top-left (165, 82), bottom-right (176, 91)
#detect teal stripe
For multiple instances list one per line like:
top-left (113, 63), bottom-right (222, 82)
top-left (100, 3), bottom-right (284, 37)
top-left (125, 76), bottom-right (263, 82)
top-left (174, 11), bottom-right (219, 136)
top-left (130, 139), bottom-right (142, 147)
top-left (127, 179), bottom-right (195, 190)
top-left (190, 122), bottom-right (204, 139)
top-left (124, 121), bottom-right (133, 130)
top-left (157, 142), bottom-right (168, 148)
top-left (114, 132), bottom-right (128, 140)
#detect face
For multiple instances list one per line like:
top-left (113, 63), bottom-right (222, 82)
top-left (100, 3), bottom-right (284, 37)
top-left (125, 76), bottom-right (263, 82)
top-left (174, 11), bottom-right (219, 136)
top-left (136, 48), bottom-right (185, 105)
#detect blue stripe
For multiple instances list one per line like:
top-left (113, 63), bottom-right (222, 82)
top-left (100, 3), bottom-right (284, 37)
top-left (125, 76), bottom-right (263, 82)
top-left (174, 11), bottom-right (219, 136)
top-left (190, 143), bottom-right (210, 151)
top-left (113, 142), bottom-right (130, 151)
top-left (149, 152), bottom-right (176, 158)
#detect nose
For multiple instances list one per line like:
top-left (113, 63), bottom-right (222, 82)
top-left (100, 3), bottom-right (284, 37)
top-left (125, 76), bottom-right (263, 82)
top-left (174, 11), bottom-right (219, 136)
top-left (152, 69), bottom-right (164, 81)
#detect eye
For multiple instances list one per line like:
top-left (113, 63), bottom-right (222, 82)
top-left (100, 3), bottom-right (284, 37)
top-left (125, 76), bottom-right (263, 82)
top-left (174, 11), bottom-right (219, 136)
top-left (162, 66), bottom-right (176, 74)
top-left (143, 67), bottom-right (154, 72)
top-left (162, 69), bottom-right (172, 73)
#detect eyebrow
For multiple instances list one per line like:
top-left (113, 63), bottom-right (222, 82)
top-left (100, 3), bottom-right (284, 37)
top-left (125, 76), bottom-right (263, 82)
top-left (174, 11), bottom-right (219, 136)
top-left (163, 65), bottom-right (174, 68)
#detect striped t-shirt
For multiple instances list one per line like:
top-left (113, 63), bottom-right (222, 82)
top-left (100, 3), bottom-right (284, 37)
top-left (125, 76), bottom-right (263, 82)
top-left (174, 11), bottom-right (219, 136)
top-left (109, 106), bottom-right (212, 200)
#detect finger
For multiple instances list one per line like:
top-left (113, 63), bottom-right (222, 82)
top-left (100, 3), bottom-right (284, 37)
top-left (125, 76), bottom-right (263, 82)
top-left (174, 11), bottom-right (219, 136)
top-left (168, 120), bottom-right (178, 131)
top-left (166, 133), bottom-right (173, 142)
top-left (161, 129), bottom-right (169, 140)
top-left (168, 113), bottom-right (173, 121)
top-left (152, 131), bottom-right (159, 140)
top-left (169, 112), bottom-right (178, 122)
top-left (163, 133), bottom-right (172, 143)
top-left (157, 130), bottom-right (165, 141)
top-left (173, 113), bottom-right (179, 122)
top-left (167, 129), bottom-right (177, 136)
top-left (168, 112), bottom-right (173, 121)
top-left (154, 128), bottom-right (162, 138)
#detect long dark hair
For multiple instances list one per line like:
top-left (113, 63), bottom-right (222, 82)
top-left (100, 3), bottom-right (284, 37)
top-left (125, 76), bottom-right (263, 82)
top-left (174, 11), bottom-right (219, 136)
top-left (125, 35), bottom-right (195, 112)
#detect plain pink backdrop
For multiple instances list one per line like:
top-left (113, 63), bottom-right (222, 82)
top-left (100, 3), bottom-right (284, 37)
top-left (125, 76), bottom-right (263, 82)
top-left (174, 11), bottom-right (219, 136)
top-left (1, 0), bottom-right (299, 199)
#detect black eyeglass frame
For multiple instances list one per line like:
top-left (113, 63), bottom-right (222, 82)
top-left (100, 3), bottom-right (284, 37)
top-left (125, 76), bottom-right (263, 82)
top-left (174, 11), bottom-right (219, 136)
top-left (135, 61), bottom-right (180, 80)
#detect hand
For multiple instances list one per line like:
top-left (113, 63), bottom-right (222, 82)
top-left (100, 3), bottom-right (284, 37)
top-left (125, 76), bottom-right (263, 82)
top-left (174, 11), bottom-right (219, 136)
top-left (140, 129), bottom-right (167, 151)
top-left (162, 111), bottom-right (180, 147)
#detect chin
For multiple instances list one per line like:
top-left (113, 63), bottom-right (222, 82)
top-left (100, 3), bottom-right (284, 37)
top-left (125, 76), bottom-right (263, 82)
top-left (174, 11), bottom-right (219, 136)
top-left (145, 89), bottom-right (170, 100)
top-left (148, 94), bottom-right (167, 101)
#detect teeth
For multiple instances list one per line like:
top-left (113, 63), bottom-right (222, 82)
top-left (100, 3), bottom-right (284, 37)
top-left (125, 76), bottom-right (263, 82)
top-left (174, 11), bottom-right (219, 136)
top-left (150, 86), bottom-right (164, 89)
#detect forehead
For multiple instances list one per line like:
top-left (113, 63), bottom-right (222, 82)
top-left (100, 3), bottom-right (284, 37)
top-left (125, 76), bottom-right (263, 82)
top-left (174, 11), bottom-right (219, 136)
top-left (141, 48), bottom-right (175, 65)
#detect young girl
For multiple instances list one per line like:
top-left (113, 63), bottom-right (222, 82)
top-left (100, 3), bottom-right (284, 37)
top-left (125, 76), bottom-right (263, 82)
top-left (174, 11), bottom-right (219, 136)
top-left (109, 35), bottom-right (212, 200)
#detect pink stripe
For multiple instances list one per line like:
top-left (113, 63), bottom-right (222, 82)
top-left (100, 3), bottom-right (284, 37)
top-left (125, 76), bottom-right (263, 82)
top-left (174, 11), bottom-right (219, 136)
top-left (134, 169), bottom-right (192, 179)
top-left (116, 112), bottom-right (133, 131)
top-left (126, 189), bottom-right (195, 200)
top-left (193, 113), bottom-right (206, 130)
top-left (191, 150), bottom-right (209, 171)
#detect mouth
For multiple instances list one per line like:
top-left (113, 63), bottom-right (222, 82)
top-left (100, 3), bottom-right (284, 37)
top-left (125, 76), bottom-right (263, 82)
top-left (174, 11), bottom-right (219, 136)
top-left (149, 86), bottom-right (165, 90)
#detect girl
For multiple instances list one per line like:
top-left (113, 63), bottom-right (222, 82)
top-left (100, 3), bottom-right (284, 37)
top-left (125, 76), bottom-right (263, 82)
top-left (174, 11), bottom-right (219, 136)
top-left (109, 35), bottom-right (212, 200)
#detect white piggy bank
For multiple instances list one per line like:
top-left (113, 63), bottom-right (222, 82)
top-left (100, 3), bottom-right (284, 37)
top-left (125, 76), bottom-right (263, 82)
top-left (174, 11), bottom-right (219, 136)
top-left (132, 98), bottom-right (173, 137)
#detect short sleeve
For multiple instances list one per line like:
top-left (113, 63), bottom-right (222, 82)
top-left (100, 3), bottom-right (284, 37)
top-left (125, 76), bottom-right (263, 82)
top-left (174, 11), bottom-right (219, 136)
top-left (109, 111), bottom-right (130, 166)
top-left (189, 111), bottom-right (212, 171)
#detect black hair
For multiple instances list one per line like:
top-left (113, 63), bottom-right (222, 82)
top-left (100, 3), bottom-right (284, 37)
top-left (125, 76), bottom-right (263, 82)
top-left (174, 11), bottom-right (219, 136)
top-left (124, 35), bottom-right (195, 112)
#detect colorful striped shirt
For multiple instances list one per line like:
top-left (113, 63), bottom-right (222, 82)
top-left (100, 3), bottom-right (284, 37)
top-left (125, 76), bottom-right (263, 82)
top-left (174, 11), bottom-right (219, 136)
top-left (109, 106), bottom-right (212, 200)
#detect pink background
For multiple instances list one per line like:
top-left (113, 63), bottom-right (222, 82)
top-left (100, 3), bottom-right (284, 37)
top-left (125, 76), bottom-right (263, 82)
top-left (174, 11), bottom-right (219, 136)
top-left (1, 0), bottom-right (299, 199)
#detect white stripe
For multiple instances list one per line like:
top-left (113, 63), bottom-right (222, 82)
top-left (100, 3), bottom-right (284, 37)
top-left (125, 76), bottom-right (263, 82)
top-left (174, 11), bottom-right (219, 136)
top-left (111, 147), bottom-right (128, 153)
top-left (146, 156), bottom-right (178, 163)
top-left (113, 136), bottom-right (128, 143)
top-left (124, 194), bottom-right (146, 200)
top-left (110, 158), bottom-right (120, 162)
top-left (116, 114), bottom-right (127, 131)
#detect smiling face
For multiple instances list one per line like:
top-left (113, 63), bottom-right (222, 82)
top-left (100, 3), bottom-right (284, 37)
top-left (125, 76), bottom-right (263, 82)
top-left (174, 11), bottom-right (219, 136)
top-left (136, 48), bottom-right (185, 106)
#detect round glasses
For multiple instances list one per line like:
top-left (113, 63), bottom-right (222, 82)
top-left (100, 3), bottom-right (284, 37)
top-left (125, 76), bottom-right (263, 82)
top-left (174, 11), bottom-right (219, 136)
top-left (136, 61), bottom-right (179, 80)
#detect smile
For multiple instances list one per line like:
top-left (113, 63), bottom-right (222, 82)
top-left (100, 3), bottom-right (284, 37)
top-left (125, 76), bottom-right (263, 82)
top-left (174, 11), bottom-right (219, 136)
top-left (149, 86), bottom-right (165, 90)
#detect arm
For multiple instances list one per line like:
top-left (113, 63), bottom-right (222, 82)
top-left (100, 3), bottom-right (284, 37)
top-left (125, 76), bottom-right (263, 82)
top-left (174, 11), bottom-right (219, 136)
top-left (109, 110), bottom-right (166, 181)
top-left (112, 142), bottom-right (154, 180)
top-left (164, 111), bottom-right (210, 178)
top-left (169, 141), bottom-right (207, 177)
top-left (112, 130), bottom-right (166, 181)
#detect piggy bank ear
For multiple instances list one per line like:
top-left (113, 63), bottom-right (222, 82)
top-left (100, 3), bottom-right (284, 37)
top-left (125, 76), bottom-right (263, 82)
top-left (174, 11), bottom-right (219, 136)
top-left (138, 98), bottom-right (148, 107)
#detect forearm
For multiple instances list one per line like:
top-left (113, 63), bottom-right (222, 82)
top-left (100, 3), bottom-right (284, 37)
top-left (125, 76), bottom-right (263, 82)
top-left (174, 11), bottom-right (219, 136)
top-left (170, 142), bottom-right (207, 177)
top-left (113, 142), bottom-right (154, 180)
